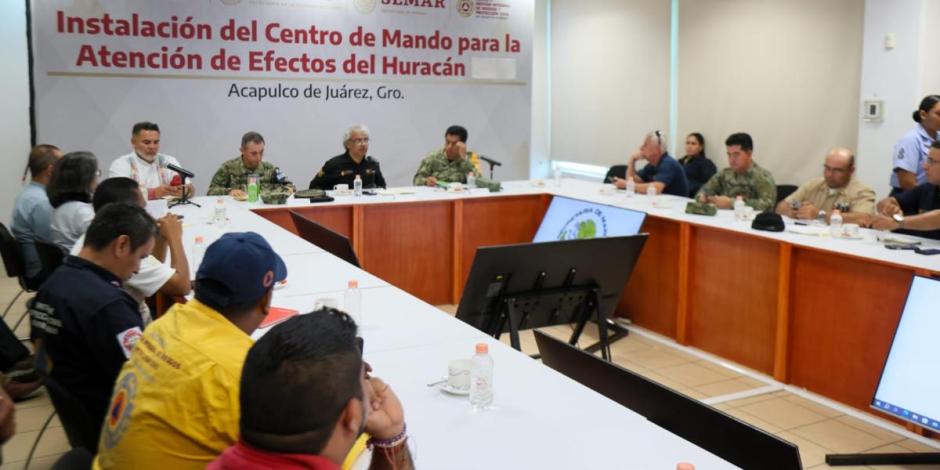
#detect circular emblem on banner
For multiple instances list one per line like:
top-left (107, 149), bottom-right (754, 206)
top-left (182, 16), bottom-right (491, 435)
top-left (102, 372), bottom-right (138, 449)
top-left (557, 208), bottom-right (608, 241)
top-left (457, 0), bottom-right (475, 17)
top-left (354, 0), bottom-right (377, 14)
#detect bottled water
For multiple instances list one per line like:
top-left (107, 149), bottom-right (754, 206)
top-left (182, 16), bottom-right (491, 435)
top-left (733, 196), bottom-right (746, 220)
top-left (470, 343), bottom-right (494, 410)
top-left (646, 183), bottom-right (657, 204)
top-left (213, 198), bottom-right (227, 225)
top-left (829, 210), bottom-right (843, 237)
top-left (353, 175), bottom-right (363, 197)
top-left (192, 236), bottom-right (207, 273)
top-left (625, 178), bottom-right (636, 197)
top-left (466, 172), bottom-right (476, 189)
top-left (247, 175), bottom-right (259, 203)
top-left (344, 280), bottom-right (362, 324)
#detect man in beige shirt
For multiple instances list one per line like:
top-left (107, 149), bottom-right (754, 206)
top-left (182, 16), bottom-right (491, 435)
top-left (776, 147), bottom-right (875, 224)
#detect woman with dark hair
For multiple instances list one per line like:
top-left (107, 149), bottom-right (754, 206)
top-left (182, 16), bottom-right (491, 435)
top-left (48, 151), bottom-right (99, 250)
top-left (890, 95), bottom-right (940, 195)
top-left (678, 132), bottom-right (716, 197)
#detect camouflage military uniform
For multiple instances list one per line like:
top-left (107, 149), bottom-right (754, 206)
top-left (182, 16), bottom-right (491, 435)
top-left (206, 157), bottom-right (293, 196)
top-left (412, 149), bottom-right (482, 186)
top-left (697, 163), bottom-right (777, 212)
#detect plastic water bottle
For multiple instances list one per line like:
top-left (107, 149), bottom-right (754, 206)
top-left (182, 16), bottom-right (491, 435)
top-left (247, 175), bottom-right (259, 203)
top-left (646, 183), bottom-right (657, 204)
top-left (192, 236), bottom-right (207, 273)
top-left (829, 209), bottom-right (843, 237)
top-left (733, 195), bottom-right (746, 220)
top-left (466, 172), bottom-right (476, 189)
top-left (553, 167), bottom-right (562, 186)
top-left (625, 178), bottom-right (636, 197)
top-left (213, 198), bottom-right (227, 225)
top-left (344, 280), bottom-right (362, 325)
top-left (470, 343), bottom-right (494, 410)
top-left (353, 175), bottom-right (363, 197)
top-left (816, 209), bottom-right (827, 225)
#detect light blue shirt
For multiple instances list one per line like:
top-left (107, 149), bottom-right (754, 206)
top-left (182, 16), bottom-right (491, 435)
top-left (10, 182), bottom-right (53, 279)
top-left (891, 124), bottom-right (937, 189)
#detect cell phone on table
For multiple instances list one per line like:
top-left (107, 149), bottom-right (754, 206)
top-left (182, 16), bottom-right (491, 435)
top-left (885, 243), bottom-right (917, 250)
top-left (914, 247), bottom-right (940, 255)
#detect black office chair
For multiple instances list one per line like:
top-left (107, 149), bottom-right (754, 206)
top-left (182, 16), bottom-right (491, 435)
top-left (35, 241), bottom-right (67, 277)
top-left (0, 223), bottom-right (38, 318)
top-left (604, 165), bottom-right (627, 183)
top-left (36, 362), bottom-right (100, 453)
top-left (776, 184), bottom-right (798, 204)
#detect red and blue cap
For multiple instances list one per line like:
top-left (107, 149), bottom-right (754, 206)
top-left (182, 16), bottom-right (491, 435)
top-left (195, 232), bottom-right (287, 307)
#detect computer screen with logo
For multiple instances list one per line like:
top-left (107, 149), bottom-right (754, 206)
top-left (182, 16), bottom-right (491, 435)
top-left (532, 196), bottom-right (646, 243)
top-left (871, 276), bottom-right (940, 432)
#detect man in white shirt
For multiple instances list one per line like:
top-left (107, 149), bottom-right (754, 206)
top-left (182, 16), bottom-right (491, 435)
top-left (71, 177), bottom-right (191, 323)
top-left (109, 122), bottom-right (193, 200)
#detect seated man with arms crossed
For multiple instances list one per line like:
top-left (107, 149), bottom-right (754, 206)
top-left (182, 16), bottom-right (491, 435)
top-left (309, 125), bottom-right (387, 190)
top-left (210, 310), bottom-right (413, 470)
top-left (697, 132), bottom-right (777, 211)
top-left (612, 130), bottom-right (689, 196)
top-left (109, 122), bottom-right (192, 200)
top-left (71, 177), bottom-right (190, 324)
top-left (207, 131), bottom-right (294, 197)
top-left (95, 231), bottom-right (287, 469)
top-left (29, 203), bottom-right (157, 443)
top-left (775, 147), bottom-right (875, 224)
top-left (869, 141), bottom-right (940, 239)
top-left (413, 125), bottom-right (482, 187)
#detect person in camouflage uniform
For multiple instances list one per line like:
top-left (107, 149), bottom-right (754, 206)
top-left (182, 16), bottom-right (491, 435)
top-left (413, 125), bottom-right (482, 186)
top-left (207, 131), bottom-right (294, 197)
top-left (696, 132), bottom-right (777, 211)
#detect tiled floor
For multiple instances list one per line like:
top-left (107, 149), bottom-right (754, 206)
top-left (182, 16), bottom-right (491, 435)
top-left (436, 304), bottom-right (940, 470)
top-left (2, 285), bottom-right (939, 469)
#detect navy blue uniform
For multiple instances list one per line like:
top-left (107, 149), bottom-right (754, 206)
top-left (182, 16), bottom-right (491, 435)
top-left (29, 256), bottom-right (143, 438)
top-left (309, 152), bottom-right (387, 190)
top-left (894, 182), bottom-right (940, 240)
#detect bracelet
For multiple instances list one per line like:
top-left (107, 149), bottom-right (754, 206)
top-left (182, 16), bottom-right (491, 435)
top-left (368, 423), bottom-right (407, 449)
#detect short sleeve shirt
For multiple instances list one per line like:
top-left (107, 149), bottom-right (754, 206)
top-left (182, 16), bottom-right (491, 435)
top-left (109, 153), bottom-right (182, 192)
top-left (637, 153), bottom-right (690, 197)
top-left (891, 125), bottom-right (937, 189)
top-left (51, 201), bottom-right (94, 251)
top-left (893, 183), bottom-right (940, 240)
top-left (29, 256), bottom-right (143, 436)
top-left (784, 176), bottom-right (876, 214)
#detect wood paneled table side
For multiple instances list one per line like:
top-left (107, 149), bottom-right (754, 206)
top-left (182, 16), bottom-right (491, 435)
top-left (249, 179), bottom-right (940, 419)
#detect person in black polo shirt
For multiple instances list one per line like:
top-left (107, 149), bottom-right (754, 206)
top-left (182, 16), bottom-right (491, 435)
top-left (29, 203), bottom-right (157, 442)
top-left (871, 141), bottom-right (940, 239)
top-left (309, 125), bottom-right (387, 190)
top-left (612, 130), bottom-right (690, 197)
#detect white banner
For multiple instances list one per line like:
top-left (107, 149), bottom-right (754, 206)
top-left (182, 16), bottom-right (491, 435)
top-left (30, 0), bottom-right (532, 190)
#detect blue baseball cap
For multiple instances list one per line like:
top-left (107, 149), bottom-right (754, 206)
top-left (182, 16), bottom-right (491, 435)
top-left (195, 232), bottom-right (287, 308)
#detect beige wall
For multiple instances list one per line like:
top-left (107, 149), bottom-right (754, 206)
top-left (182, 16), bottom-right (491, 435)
top-left (677, 0), bottom-right (864, 186)
top-left (550, 0), bottom-right (671, 167)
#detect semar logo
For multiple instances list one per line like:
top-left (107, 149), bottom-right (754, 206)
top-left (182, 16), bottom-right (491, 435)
top-left (381, 0), bottom-right (446, 8)
top-left (456, 0), bottom-right (474, 17)
top-left (353, 0), bottom-right (377, 13)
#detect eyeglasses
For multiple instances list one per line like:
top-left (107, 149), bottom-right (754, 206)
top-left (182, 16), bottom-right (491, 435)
top-left (349, 138), bottom-right (370, 144)
top-left (823, 165), bottom-right (849, 173)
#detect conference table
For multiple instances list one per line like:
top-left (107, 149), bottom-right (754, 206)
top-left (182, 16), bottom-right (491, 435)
top-left (169, 193), bottom-right (739, 469)
top-left (230, 178), bottom-right (940, 427)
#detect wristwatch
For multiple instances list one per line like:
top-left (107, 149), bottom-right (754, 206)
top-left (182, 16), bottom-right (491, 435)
top-left (893, 213), bottom-right (905, 229)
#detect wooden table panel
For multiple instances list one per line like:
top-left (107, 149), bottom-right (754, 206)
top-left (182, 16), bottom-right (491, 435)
top-left (252, 207), bottom-right (298, 235)
top-left (687, 227), bottom-right (780, 374)
top-left (458, 195), bottom-right (550, 294)
top-left (619, 216), bottom-right (681, 338)
top-left (788, 248), bottom-right (912, 411)
top-left (289, 205), bottom-right (354, 238)
top-left (361, 201), bottom-right (454, 304)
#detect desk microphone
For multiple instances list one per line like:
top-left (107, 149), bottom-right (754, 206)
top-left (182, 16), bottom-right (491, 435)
top-left (479, 155), bottom-right (502, 167)
top-left (165, 162), bottom-right (195, 179)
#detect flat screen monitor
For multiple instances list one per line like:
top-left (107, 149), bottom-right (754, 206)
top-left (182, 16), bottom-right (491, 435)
top-left (871, 276), bottom-right (940, 432)
top-left (533, 196), bottom-right (646, 243)
top-left (289, 211), bottom-right (361, 268)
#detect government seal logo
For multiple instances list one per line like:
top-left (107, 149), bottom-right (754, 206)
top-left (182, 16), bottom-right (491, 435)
top-left (456, 0), bottom-right (474, 17)
top-left (354, 0), bottom-right (377, 14)
top-left (557, 208), bottom-right (609, 240)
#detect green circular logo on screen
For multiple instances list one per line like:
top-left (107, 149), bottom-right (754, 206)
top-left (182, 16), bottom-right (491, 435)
top-left (557, 208), bottom-right (608, 240)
